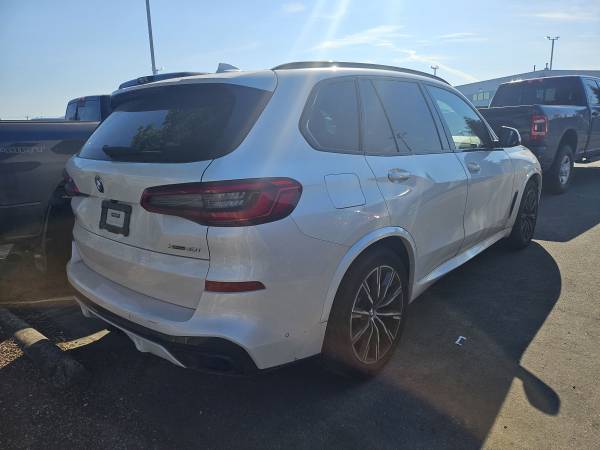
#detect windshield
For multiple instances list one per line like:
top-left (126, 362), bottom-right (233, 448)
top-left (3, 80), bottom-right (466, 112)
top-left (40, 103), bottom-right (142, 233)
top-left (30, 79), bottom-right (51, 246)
top-left (78, 83), bottom-right (272, 163)
top-left (491, 77), bottom-right (585, 107)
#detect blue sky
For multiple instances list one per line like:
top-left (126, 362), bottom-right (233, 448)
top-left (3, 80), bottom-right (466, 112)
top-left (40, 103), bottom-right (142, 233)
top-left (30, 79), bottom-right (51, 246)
top-left (1, 0), bottom-right (599, 118)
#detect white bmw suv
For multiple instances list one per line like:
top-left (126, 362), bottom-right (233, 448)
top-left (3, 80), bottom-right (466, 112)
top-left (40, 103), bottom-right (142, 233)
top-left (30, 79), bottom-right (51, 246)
top-left (65, 62), bottom-right (541, 376)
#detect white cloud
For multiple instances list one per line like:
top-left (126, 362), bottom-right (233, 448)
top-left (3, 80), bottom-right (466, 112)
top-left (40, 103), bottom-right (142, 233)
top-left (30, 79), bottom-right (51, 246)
top-left (395, 50), bottom-right (479, 83)
top-left (283, 2), bottom-right (306, 14)
top-left (314, 25), bottom-right (409, 50)
top-left (529, 11), bottom-right (597, 21)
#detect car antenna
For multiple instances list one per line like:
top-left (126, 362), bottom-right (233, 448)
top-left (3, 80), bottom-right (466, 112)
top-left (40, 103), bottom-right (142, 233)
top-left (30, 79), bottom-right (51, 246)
top-left (216, 63), bottom-right (240, 73)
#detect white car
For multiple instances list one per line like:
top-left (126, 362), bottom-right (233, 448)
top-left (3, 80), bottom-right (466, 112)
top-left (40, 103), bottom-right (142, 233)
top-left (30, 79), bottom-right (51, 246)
top-left (65, 61), bottom-right (541, 376)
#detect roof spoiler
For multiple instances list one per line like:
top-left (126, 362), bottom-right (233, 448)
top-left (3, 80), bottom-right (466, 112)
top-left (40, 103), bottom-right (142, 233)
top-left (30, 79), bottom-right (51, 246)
top-left (272, 61), bottom-right (449, 84)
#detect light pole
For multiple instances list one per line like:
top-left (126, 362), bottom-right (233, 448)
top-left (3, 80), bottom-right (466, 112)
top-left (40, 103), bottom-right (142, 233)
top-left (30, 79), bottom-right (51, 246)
top-left (430, 65), bottom-right (439, 76)
top-left (546, 36), bottom-right (559, 70)
top-left (145, 0), bottom-right (158, 75)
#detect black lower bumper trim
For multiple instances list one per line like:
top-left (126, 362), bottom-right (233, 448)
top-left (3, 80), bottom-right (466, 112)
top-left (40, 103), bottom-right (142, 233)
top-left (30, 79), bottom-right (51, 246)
top-left (76, 296), bottom-right (258, 374)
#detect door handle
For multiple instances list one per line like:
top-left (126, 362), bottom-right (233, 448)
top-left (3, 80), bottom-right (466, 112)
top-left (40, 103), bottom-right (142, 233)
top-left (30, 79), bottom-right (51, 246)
top-left (592, 110), bottom-right (600, 118)
top-left (388, 168), bottom-right (411, 183)
top-left (467, 162), bottom-right (481, 173)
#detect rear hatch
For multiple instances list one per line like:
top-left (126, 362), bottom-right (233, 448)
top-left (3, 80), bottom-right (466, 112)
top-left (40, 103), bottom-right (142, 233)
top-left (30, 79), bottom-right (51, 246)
top-left (67, 75), bottom-right (275, 308)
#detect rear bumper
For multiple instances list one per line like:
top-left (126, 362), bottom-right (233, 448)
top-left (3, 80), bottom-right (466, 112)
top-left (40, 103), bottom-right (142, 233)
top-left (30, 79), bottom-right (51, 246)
top-left (76, 295), bottom-right (257, 374)
top-left (524, 144), bottom-right (554, 171)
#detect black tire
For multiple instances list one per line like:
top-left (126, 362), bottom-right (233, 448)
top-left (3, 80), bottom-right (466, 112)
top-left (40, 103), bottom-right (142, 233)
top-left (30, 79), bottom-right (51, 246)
top-left (547, 144), bottom-right (574, 194)
top-left (507, 179), bottom-right (539, 249)
top-left (323, 247), bottom-right (408, 378)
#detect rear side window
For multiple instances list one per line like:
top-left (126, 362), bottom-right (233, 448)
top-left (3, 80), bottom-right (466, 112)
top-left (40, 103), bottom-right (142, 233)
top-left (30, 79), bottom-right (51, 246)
top-left (491, 78), bottom-right (585, 107)
top-left (77, 99), bottom-right (101, 121)
top-left (427, 86), bottom-right (491, 150)
top-left (302, 79), bottom-right (360, 153)
top-left (78, 83), bottom-right (272, 163)
top-left (358, 79), bottom-right (398, 155)
top-left (583, 79), bottom-right (600, 106)
top-left (372, 80), bottom-right (443, 154)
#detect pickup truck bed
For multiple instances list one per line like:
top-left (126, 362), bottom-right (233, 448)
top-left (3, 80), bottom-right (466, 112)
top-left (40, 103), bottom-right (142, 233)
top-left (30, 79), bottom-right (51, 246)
top-left (0, 120), bottom-right (98, 242)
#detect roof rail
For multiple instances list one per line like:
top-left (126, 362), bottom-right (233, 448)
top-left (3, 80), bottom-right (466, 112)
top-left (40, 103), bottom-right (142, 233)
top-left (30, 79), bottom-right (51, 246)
top-left (272, 61), bottom-right (449, 84)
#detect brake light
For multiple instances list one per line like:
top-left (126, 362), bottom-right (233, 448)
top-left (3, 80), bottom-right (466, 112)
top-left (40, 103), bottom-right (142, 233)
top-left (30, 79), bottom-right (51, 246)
top-left (63, 170), bottom-right (86, 197)
top-left (531, 115), bottom-right (548, 140)
top-left (140, 178), bottom-right (302, 227)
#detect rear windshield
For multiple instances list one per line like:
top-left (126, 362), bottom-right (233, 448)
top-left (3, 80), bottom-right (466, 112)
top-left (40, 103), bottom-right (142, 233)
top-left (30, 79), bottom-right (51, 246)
top-left (490, 77), bottom-right (585, 107)
top-left (78, 83), bottom-right (272, 163)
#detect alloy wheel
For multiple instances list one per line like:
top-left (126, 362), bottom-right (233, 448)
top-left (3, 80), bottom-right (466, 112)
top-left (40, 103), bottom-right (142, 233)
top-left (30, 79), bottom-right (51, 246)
top-left (350, 265), bottom-right (404, 364)
top-left (559, 154), bottom-right (571, 185)
top-left (519, 186), bottom-right (538, 241)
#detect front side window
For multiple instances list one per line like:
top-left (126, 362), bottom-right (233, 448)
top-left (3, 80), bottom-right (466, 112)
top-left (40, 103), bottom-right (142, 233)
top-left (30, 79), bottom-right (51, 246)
top-left (303, 79), bottom-right (360, 153)
top-left (65, 102), bottom-right (77, 120)
top-left (372, 80), bottom-right (443, 154)
top-left (427, 86), bottom-right (491, 150)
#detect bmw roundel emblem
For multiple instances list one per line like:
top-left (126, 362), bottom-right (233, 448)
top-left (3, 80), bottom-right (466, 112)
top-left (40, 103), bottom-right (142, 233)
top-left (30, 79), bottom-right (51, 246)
top-left (95, 175), bottom-right (104, 193)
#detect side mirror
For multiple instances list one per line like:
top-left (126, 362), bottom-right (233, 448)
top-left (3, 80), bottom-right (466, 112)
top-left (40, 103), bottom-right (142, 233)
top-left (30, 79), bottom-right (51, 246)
top-left (498, 126), bottom-right (521, 147)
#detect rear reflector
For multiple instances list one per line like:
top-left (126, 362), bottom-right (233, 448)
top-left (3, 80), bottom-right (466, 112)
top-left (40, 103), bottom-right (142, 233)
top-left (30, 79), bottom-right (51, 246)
top-left (205, 280), bottom-right (266, 292)
top-left (141, 178), bottom-right (302, 226)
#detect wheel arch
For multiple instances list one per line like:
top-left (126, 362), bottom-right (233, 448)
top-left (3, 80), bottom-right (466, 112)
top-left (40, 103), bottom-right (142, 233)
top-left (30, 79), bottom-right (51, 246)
top-left (559, 129), bottom-right (578, 154)
top-left (320, 227), bottom-right (416, 323)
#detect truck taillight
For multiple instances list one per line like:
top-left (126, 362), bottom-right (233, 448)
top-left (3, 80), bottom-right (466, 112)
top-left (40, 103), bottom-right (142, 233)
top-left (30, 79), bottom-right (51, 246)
top-left (140, 178), bottom-right (302, 227)
top-left (531, 115), bottom-right (548, 140)
top-left (62, 170), bottom-right (86, 197)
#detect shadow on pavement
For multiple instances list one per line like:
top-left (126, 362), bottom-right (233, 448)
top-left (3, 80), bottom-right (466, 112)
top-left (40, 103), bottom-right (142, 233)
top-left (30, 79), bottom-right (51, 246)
top-left (536, 165), bottom-right (600, 242)
top-left (0, 238), bottom-right (561, 449)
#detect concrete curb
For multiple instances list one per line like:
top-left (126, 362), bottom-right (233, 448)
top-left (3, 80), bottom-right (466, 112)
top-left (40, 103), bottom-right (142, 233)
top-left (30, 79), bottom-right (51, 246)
top-left (0, 307), bottom-right (89, 389)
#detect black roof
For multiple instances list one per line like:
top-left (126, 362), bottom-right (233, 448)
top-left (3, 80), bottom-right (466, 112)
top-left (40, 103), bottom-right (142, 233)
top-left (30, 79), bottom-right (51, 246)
top-left (272, 61), bottom-right (449, 84)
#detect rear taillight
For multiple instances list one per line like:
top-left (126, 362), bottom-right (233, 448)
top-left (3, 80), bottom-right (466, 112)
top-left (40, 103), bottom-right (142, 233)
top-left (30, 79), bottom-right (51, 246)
top-left (140, 178), bottom-right (303, 227)
top-left (62, 170), bottom-right (86, 197)
top-left (531, 115), bottom-right (548, 140)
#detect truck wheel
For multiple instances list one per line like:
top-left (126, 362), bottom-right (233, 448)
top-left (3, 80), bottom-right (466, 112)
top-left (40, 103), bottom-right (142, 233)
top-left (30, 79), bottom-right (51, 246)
top-left (547, 144), bottom-right (574, 194)
top-left (323, 247), bottom-right (408, 378)
top-left (507, 179), bottom-right (539, 249)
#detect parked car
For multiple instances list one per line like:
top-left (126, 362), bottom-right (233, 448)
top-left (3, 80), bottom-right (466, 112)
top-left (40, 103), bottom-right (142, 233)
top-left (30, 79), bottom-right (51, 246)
top-left (0, 95), bottom-right (110, 267)
top-left (65, 61), bottom-right (541, 377)
top-left (480, 75), bottom-right (600, 193)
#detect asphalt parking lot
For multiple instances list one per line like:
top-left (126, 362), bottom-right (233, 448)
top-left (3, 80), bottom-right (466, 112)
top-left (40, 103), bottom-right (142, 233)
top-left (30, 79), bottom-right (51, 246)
top-left (1, 162), bottom-right (600, 450)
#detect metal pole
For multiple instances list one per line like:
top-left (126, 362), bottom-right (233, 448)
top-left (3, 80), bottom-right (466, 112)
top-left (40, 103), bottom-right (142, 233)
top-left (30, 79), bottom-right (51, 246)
top-left (546, 36), bottom-right (559, 70)
top-left (146, 0), bottom-right (157, 75)
top-left (430, 65), bottom-right (439, 76)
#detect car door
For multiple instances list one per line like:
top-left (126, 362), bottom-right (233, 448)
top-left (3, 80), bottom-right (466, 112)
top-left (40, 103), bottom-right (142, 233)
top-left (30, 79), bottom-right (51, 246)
top-left (360, 78), bottom-right (468, 281)
top-left (583, 78), bottom-right (600, 154)
top-left (425, 85), bottom-right (515, 251)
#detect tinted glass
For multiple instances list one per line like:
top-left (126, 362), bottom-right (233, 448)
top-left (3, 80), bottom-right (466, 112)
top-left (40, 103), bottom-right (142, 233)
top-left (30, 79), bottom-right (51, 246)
top-left (359, 80), bottom-right (398, 155)
top-left (584, 79), bottom-right (600, 106)
top-left (372, 80), bottom-right (442, 154)
top-left (78, 84), bottom-right (272, 163)
top-left (304, 79), bottom-right (359, 152)
top-left (77, 99), bottom-right (101, 121)
top-left (491, 77), bottom-right (585, 107)
top-left (65, 102), bottom-right (77, 120)
top-left (428, 86), bottom-right (490, 150)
